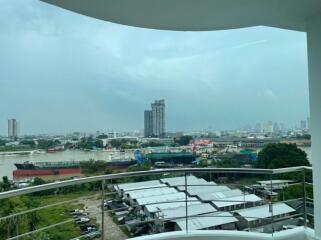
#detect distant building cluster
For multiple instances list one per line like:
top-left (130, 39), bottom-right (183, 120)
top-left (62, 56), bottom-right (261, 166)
top-left (144, 99), bottom-right (166, 138)
top-left (253, 117), bottom-right (310, 134)
top-left (8, 118), bottom-right (19, 138)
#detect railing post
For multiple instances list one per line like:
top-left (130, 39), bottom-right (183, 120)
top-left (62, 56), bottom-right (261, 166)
top-left (270, 173), bottom-right (274, 235)
top-left (184, 173), bottom-right (188, 233)
top-left (243, 185), bottom-right (246, 209)
top-left (302, 168), bottom-right (308, 228)
top-left (16, 218), bottom-right (19, 240)
top-left (101, 179), bottom-right (105, 240)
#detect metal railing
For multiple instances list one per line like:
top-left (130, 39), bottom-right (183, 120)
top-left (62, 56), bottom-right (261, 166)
top-left (0, 166), bottom-right (313, 240)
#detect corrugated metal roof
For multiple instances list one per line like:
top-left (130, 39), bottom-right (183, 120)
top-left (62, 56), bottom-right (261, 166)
top-left (234, 203), bottom-right (296, 222)
top-left (145, 197), bottom-right (200, 213)
top-left (197, 188), bottom-right (241, 201)
top-left (160, 175), bottom-right (201, 186)
top-left (176, 180), bottom-right (217, 192)
top-left (160, 203), bottom-right (217, 219)
top-left (136, 192), bottom-right (188, 206)
top-left (116, 180), bottom-right (162, 191)
top-left (174, 212), bottom-right (238, 230)
top-left (257, 180), bottom-right (293, 185)
top-left (212, 194), bottom-right (262, 208)
top-left (187, 185), bottom-right (231, 196)
top-left (126, 185), bottom-right (177, 199)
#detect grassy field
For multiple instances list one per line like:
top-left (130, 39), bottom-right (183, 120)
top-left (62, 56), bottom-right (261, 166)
top-left (0, 190), bottom-right (99, 240)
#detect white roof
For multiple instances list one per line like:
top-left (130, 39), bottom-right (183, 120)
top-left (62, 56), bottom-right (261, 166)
top-left (126, 185), bottom-right (177, 199)
top-left (174, 212), bottom-right (238, 231)
top-left (136, 192), bottom-right (187, 206)
top-left (145, 197), bottom-right (200, 213)
top-left (160, 175), bottom-right (203, 186)
top-left (197, 188), bottom-right (241, 201)
top-left (235, 203), bottom-right (296, 222)
top-left (176, 181), bottom-right (217, 192)
top-left (257, 180), bottom-right (293, 185)
top-left (160, 203), bottom-right (217, 219)
top-left (116, 180), bottom-right (162, 191)
top-left (212, 194), bottom-right (262, 208)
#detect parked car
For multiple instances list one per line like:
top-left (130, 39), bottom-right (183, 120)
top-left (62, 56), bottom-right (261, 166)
top-left (83, 231), bottom-right (102, 239)
top-left (74, 217), bottom-right (90, 224)
top-left (80, 224), bottom-right (98, 235)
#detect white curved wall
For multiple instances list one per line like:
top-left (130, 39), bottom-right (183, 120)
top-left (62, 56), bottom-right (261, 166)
top-left (130, 227), bottom-right (314, 240)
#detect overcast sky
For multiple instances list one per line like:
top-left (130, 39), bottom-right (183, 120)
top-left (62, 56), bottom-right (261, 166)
top-left (0, 0), bottom-right (310, 135)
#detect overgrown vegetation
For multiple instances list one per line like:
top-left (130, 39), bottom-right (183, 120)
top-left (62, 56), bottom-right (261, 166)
top-left (80, 159), bottom-right (112, 175)
top-left (256, 143), bottom-right (310, 169)
top-left (0, 190), bottom-right (94, 240)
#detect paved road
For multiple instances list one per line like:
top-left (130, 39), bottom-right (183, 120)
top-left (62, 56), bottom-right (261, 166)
top-left (79, 198), bottom-right (127, 240)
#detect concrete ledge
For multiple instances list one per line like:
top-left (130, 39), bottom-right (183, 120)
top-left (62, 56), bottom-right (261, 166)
top-left (130, 227), bottom-right (316, 240)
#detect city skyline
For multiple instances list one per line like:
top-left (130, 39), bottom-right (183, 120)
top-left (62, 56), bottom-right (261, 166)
top-left (0, 0), bottom-right (309, 135)
top-left (0, 117), bottom-right (310, 137)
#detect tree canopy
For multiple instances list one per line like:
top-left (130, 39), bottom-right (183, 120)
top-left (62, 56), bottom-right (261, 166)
top-left (174, 135), bottom-right (192, 146)
top-left (256, 143), bottom-right (310, 169)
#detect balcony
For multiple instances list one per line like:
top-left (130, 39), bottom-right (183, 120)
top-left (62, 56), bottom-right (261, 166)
top-left (0, 167), bottom-right (315, 240)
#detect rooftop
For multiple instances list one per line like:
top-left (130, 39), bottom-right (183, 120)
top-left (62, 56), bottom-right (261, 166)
top-left (116, 180), bottom-right (162, 192)
top-left (234, 203), bottom-right (296, 222)
top-left (145, 197), bottom-right (200, 213)
top-left (125, 185), bottom-right (177, 199)
top-left (212, 194), bottom-right (262, 208)
top-left (160, 203), bottom-right (217, 220)
top-left (197, 189), bottom-right (243, 201)
top-left (174, 212), bottom-right (238, 231)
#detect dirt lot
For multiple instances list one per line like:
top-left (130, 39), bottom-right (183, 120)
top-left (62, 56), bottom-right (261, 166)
top-left (79, 198), bottom-right (127, 240)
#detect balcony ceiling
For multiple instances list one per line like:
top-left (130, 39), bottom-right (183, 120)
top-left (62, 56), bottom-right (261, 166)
top-left (41, 0), bottom-right (321, 32)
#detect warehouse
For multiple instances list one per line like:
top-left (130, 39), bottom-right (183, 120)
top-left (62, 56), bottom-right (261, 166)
top-left (160, 175), bottom-right (205, 187)
top-left (144, 197), bottom-right (200, 217)
top-left (124, 185), bottom-right (178, 205)
top-left (173, 212), bottom-right (238, 231)
top-left (211, 194), bottom-right (263, 211)
top-left (115, 180), bottom-right (163, 193)
top-left (234, 203), bottom-right (296, 229)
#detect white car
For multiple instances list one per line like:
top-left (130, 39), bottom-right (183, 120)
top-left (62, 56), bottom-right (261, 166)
top-left (74, 217), bottom-right (90, 224)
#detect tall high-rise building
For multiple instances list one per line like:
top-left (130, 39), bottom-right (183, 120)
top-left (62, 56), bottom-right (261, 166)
top-left (144, 100), bottom-right (166, 138)
top-left (144, 110), bottom-right (153, 137)
top-left (8, 118), bottom-right (18, 138)
top-left (300, 120), bottom-right (307, 130)
top-left (273, 122), bottom-right (279, 133)
top-left (254, 123), bottom-right (262, 133)
top-left (151, 99), bottom-right (165, 137)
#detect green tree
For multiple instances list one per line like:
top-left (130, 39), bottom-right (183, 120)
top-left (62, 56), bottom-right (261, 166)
top-left (141, 141), bottom-right (165, 148)
top-left (174, 135), bottom-right (192, 146)
top-left (256, 143), bottom-right (310, 169)
top-left (0, 139), bottom-right (7, 146)
top-left (109, 139), bottom-right (122, 148)
top-left (37, 139), bottom-right (56, 149)
top-left (0, 176), bottom-right (11, 192)
top-left (33, 177), bottom-right (46, 186)
top-left (94, 139), bottom-right (104, 148)
top-left (80, 159), bottom-right (111, 174)
top-left (19, 140), bottom-right (36, 147)
top-left (97, 134), bottom-right (108, 139)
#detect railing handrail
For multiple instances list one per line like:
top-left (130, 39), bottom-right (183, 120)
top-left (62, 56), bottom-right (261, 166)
top-left (0, 166), bottom-right (312, 200)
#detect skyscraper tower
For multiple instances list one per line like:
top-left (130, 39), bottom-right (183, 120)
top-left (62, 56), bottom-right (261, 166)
top-left (144, 110), bottom-right (153, 137)
top-left (8, 118), bottom-right (18, 138)
top-left (151, 99), bottom-right (165, 138)
top-left (144, 100), bottom-right (166, 138)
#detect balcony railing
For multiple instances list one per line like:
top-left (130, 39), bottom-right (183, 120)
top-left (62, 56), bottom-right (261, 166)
top-left (0, 166), bottom-right (314, 240)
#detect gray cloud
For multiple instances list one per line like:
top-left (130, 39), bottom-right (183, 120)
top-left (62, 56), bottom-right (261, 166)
top-left (0, 0), bottom-right (309, 134)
